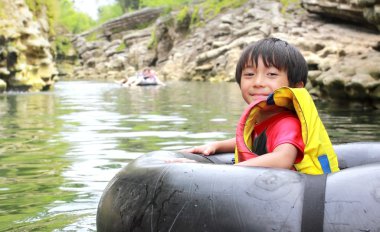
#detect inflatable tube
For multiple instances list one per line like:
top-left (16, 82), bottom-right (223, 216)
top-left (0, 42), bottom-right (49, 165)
top-left (136, 78), bottom-right (159, 86)
top-left (97, 142), bottom-right (380, 232)
top-left (136, 82), bottom-right (158, 86)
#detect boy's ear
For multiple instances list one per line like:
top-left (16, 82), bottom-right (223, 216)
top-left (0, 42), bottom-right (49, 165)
top-left (294, 82), bottom-right (304, 88)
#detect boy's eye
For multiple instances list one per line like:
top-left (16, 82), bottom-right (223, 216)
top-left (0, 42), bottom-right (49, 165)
top-left (243, 72), bottom-right (254, 77)
top-left (268, 72), bottom-right (278, 77)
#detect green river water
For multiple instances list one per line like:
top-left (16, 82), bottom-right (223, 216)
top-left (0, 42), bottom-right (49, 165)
top-left (0, 81), bottom-right (379, 231)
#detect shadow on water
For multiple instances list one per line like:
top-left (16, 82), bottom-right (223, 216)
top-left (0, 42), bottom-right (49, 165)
top-left (0, 81), bottom-right (379, 231)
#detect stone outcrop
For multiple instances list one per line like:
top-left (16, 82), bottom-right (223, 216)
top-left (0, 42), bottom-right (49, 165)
top-left (302, 0), bottom-right (380, 31)
top-left (80, 8), bottom-right (163, 41)
top-left (71, 0), bottom-right (380, 103)
top-left (70, 8), bottom-right (164, 80)
top-left (0, 0), bottom-right (58, 92)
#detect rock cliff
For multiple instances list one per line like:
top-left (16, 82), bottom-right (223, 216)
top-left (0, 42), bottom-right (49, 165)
top-left (302, 0), bottom-right (380, 31)
top-left (0, 0), bottom-right (57, 92)
top-left (71, 0), bottom-right (380, 103)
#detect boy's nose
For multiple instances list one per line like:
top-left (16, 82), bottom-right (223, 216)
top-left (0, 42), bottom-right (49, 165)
top-left (252, 74), bottom-right (264, 87)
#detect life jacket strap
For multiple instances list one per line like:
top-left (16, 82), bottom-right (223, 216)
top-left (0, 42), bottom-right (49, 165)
top-left (301, 174), bottom-right (328, 232)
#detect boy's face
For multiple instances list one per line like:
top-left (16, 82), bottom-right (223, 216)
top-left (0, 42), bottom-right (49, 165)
top-left (240, 56), bottom-right (289, 104)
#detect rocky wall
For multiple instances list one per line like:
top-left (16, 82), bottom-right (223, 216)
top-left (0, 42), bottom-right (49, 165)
top-left (302, 0), bottom-right (380, 31)
top-left (71, 1), bottom-right (380, 104)
top-left (80, 8), bottom-right (163, 41)
top-left (0, 0), bottom-right (57, 92)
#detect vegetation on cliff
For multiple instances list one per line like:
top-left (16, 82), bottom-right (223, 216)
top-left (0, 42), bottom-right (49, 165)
top-left (97, 3), bottom-right (124, 24)
top-left (24, 0), bottom-right (96, 35)
top-left (18, 0), bottom-right (305, 61)
top-left (20, 0), bottom-right (299, 36)
top-left (25, 0), bottom-right (59, 35)
top-left (25, 0), bottom-right (302, 39)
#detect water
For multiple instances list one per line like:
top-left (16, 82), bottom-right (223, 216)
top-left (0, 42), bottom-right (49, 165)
top-left (0, 81), bottom-right (379, 231)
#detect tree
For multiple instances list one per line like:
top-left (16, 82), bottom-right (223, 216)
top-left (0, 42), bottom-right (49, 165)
top-left (58, 0), bottom-right (95, 33)
top-left (98, 3), bottom-right (124, 24)
top-left (116, 0), bottom-right (140, 11)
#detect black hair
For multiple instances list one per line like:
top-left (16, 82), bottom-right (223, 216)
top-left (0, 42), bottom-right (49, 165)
top-left (235, 38), bottom-right (308, 87)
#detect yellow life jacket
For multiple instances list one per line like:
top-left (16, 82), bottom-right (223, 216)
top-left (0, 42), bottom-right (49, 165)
top-left (235, 87), bottom-right (340, 175)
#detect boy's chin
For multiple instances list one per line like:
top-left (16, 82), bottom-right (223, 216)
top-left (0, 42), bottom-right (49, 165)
top-left (251, 95), bottom-right (269, 102)
top-left (244, 95), bottom-right (269, 105)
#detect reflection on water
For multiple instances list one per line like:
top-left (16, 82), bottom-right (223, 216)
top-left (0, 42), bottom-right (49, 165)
top-left (0, 92), bottom-right (75, 231)
top-left (317, 101), bottom-right (380, 143)
top-left (0, 81), bottom-right (379, 231)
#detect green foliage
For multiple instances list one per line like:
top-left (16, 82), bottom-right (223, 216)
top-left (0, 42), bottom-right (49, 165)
top-left (139, 0), bottom-right (247, 24)
top-left (190, 6), bottom-right (200, 26)
top-left (98, 3), bottom-right (124, 24)
top-left (20, 0), bottom-right (249, 37)
top-left (147, 28), bottom-right (157, 50)
top-left (25, 0), bottom-right (59, 35)
top-left (46, 2), bottom-right (59, 35)
top-left (176, 6), bottom-right (189, 24)
top-left (0, 2), bottom-right (5, 18)
top-left (116, 42), bottom-right (127, 52)
top-left (175, 6), bottom-right (192, 32)
top-left (163, 6), bottom-right (173, 15)
top-left (134, 0), bottom-right (248, 50)
top-left (21, 0), bottom-right (249, 54)
top-left (135, 21), bottom-right (155, 30)
top-left (84, 32), bottom-right (98, 42)
top-left (54, 35), bottom-right (72, 54)
top-left (23, 0), bottom-right (96, 35)
top-left (140, 0), bottom-right (190, 8)
top-left (57, 0), bottom-right (96, 34)
top-left (201, 0), bottom-right (247, 18)
top-left (280, 0), bottom-right (301, 14)
top-left (117, 0), bottom-right (140, 11)
top-left (144, 0), bottom-right (236, 15)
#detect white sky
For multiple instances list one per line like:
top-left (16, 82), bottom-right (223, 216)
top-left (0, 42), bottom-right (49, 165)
top-left (72, 0), bottom-right (116, 20)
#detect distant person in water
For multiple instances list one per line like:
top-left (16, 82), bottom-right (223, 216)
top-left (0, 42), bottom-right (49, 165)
top-left (118, 68), bottom-right (165, 87)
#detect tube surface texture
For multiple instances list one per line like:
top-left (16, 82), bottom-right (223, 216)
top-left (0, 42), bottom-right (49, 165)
top-left (97, 142), bottom-right (380, 232)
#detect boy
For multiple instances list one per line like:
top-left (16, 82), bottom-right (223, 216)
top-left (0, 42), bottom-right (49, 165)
top-left (185, 38), bottom-right (339, 174)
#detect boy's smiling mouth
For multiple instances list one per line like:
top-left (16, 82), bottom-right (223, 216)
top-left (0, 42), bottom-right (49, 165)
top-left (250, 94), bottom-right (268, 101)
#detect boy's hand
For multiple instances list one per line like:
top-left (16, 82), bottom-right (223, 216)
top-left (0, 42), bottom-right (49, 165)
top-left (182, 144), bottom-right (216, 156)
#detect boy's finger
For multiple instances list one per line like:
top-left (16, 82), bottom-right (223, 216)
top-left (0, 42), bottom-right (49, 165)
top-left (203, 148), bottom-right (212, 156)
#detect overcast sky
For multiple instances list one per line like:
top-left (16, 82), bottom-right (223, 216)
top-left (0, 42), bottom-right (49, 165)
top-left (72, 0), bottom-right (116, 19)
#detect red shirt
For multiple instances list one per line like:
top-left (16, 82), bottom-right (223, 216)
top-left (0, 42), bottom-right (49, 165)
top-left (250, 111), bottom-right (305, 163)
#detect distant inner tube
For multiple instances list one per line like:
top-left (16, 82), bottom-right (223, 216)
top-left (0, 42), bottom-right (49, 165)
top-left (136, 79), bottom-right (158, 86)
top-left (136, 82), bottom-right (158, 86)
